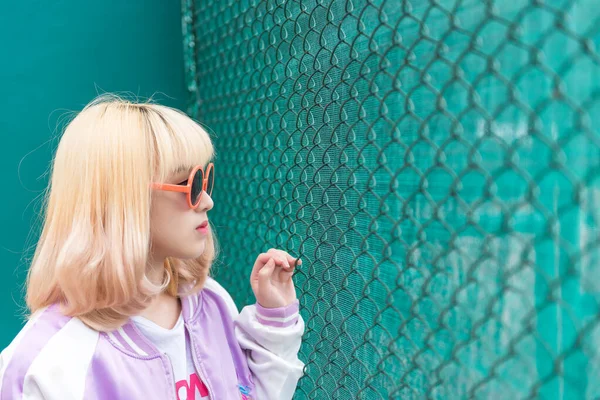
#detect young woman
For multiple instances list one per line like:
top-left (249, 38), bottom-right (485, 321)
top-left (0, 94), bottom-right (305, 400)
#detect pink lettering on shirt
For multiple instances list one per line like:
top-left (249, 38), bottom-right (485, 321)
top-left (175, 373), bottom-right (209, 400)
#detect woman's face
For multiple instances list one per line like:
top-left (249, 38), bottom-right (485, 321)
top-left (149, 168), bottom-right (214, 261)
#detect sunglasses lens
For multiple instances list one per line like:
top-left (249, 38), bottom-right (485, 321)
top-left (206, 165), bottom-right (214, 197)
top-left (191, 168), bottom-right (204, 206)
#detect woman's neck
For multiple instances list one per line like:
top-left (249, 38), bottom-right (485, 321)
top-left (140, 256), bottom-right (182, 329)
top-left (138, 291), bottom-right (182, 329)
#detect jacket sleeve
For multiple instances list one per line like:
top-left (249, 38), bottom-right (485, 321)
top-left (204, 278), bottom-right (305, 400)
top-left (0, 315), bottom-right (97, 400)
top-left (234, 301), bottom-right (305, 400)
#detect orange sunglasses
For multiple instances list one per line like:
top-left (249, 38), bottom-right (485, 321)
top-left (150, 163), bottom-right (214, 209)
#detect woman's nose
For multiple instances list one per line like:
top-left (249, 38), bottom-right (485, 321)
top-left (196, 191), bottom-right (214, 212)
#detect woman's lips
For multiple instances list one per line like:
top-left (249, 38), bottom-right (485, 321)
top-left (196, 221), bottom-right (208, 229)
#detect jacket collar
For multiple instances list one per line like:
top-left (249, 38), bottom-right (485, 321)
top-left (105, 290), bottom-right (201, 358)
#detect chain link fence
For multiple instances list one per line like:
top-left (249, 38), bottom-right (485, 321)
top-left (182, 0), bottom-right (600, 398)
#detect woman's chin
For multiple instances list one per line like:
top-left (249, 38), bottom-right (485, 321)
top-left (184, 245), bottom-right (206, 259)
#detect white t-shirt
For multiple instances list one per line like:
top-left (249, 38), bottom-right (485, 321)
top-left (131, 313), bottom-right (210, 400)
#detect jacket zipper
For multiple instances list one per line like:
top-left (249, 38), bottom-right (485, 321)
top-left (122, 322), bottom-right (179, 400)
top-left (185, 323), bottom-right (214, 400)
top-left (163, 353), bottom-right (178, 400)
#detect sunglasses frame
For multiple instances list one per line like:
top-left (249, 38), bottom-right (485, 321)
top-left (150, 163), bottom-right (214, 209)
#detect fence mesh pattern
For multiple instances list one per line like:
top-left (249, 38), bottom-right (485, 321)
top-left (182, 0), bottom-right (600, 398)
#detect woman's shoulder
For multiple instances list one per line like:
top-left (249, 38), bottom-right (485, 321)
top-left (0, 305), bottom-right (99, 398)
top-left (2, 305), bottom-right (74, 358)
top-left (200, 276), bottom-right (240, 317)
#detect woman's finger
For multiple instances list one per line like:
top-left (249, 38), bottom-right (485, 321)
top-left (277, 262), bottom-right (295, 281)
top-left (257, 258), bottom-right (276, 287)
top-left (267, 248), bottom-right (302, 267)
top-left (275, 254), bottom-right (291, 269)
top-left (250, 253), bottom-right (271, 280)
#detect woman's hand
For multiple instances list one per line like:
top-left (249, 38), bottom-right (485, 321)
top-left (250, 248), bottom-right (301, 308)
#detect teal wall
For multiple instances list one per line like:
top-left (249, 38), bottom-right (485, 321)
top-left (0, 1), bottom-right (187, 347)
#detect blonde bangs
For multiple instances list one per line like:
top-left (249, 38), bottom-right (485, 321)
top-left (26, 94), bottom-right (218, 331)
top-left (145, 104), bottom-right (215, 183)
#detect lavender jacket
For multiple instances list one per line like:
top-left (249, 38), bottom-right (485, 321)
top-left (0, 277), bottom-right (305, 399)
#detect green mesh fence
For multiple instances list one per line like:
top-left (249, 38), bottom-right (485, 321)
top-left (181, 0), bottom-right (600, 398)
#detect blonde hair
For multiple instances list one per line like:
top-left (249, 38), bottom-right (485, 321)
top-left (26, 93), bottom-right (218, 331)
